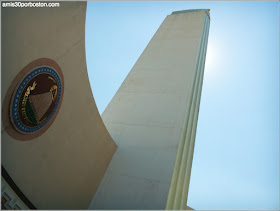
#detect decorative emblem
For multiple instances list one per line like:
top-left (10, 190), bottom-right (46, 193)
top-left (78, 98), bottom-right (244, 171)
top-left (10, 66), bottom-right (62, 134)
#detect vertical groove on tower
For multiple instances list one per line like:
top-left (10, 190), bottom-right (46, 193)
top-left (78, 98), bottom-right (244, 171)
top-left (165, 12), bottom-right (210, 210)
top-left (166, 14), bottom-right (207, 210)
top-left (180, 16), bottom-right (210, 210)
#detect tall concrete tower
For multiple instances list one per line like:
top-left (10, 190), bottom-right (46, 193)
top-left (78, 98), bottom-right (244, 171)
top-left (90, 9), bottom-right (210, 210)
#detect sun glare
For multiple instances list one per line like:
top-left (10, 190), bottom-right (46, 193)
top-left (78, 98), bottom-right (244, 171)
top-left (205, 43), bottom-right (216, 69)
top-left (204, 41), bottom-right (222, 79)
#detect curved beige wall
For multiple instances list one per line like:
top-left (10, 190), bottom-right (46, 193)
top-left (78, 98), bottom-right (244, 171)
top-left (1, 2), bottom-right (117, 209)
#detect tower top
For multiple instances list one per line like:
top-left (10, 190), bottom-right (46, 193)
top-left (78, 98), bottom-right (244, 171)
top-left (171, 9), bottom-right (210, 19)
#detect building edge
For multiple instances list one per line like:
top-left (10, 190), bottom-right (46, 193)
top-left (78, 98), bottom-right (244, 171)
top-left (165, 10), bottom-right (210, 210)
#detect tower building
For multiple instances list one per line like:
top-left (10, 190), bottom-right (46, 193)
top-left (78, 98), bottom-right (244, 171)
top-left (90, 9), bottom-right (210, 210)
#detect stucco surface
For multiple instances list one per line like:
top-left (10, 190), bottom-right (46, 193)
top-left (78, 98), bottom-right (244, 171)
top-left (1, 2), bottom-right (117, 209)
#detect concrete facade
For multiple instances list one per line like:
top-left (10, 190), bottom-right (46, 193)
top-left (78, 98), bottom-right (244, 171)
top-left (1, 2), bottom-right (117, 209)
top-left (90, 10), bottom-right (210, 209)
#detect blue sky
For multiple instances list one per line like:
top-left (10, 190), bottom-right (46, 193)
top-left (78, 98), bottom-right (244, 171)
top-left (85, 1), bottom-right (279, 210)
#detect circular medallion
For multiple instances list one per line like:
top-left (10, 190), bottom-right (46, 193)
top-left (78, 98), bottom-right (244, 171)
top-left (10, 67), bottom-right (62, 134)
top-left (2, 58), bottom-right (64, 140)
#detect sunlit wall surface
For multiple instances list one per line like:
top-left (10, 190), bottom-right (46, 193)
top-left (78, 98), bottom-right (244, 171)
top-left (85, 1), bottom-right (279, 210)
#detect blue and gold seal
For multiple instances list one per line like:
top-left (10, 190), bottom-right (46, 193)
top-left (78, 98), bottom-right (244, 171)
top-left (10, 66), bottom-right (62, 134)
